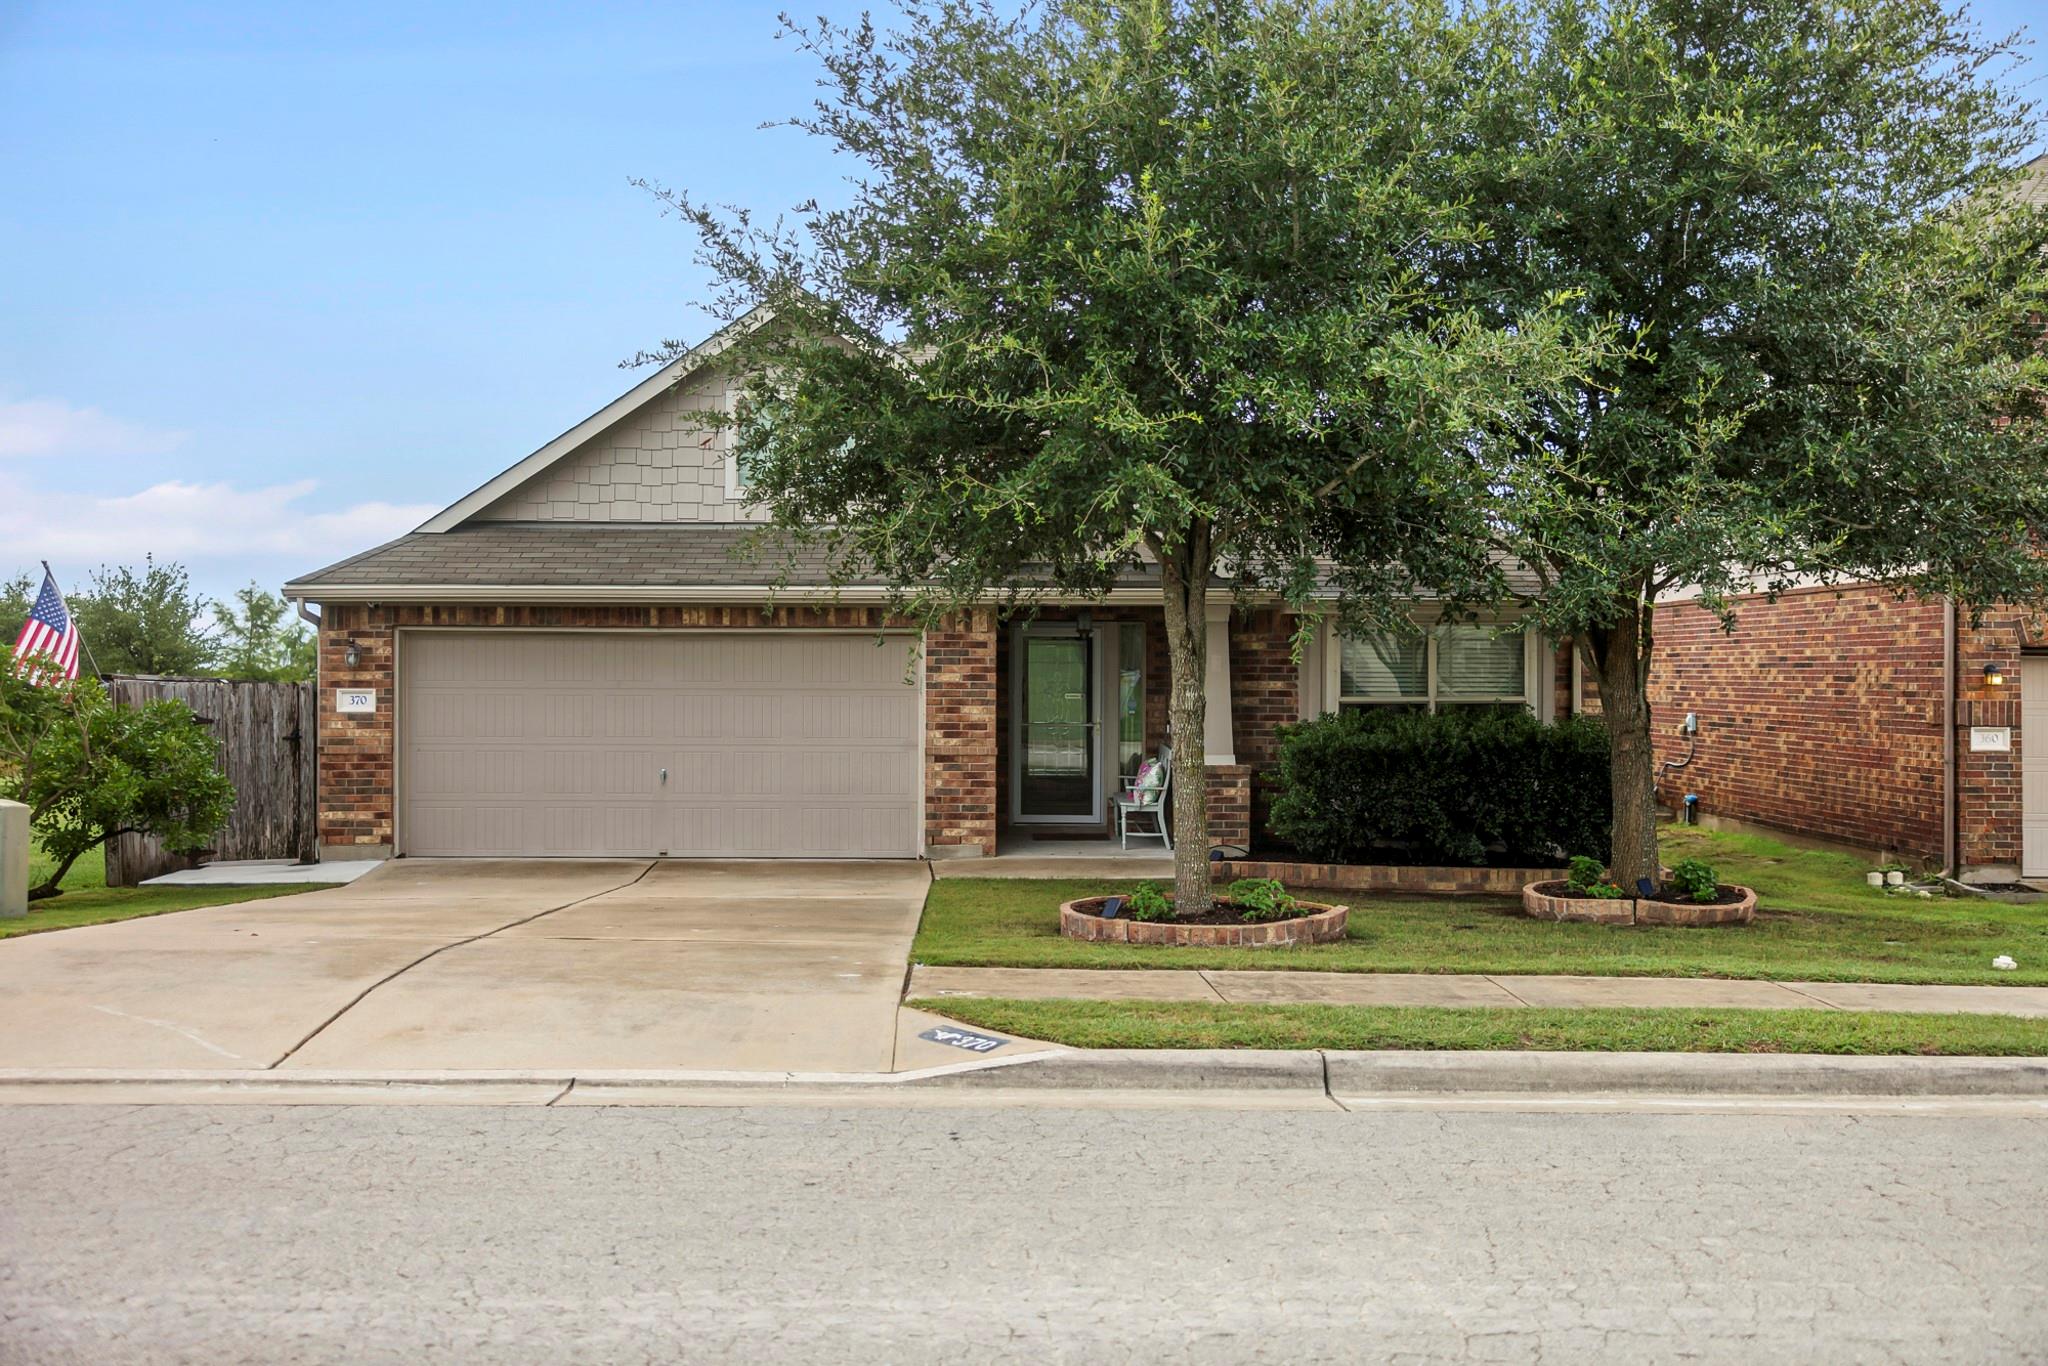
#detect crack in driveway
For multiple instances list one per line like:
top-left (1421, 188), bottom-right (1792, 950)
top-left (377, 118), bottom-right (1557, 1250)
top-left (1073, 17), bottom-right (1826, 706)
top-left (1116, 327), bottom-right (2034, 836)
top-left (265, 861), bottom-right (657, 1069)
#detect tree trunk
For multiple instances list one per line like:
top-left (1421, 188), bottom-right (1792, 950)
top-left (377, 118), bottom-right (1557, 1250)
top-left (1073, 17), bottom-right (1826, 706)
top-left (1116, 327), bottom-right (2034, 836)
top-left (1157, 528), bottom-right (1215, 916)
top-left (1583, 601), bottom-right (1660, 889)
top-left (26, 845), bottom-right (84, 902)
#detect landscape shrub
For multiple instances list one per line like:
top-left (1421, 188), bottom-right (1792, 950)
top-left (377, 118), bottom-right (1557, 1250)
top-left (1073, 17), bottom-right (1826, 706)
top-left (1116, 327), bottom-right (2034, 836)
top-left (1267, 709), bottom-right (1612, 867)
top-left (1226, 877), bottom-right (1298, 923)
top-left (1567, 854), bottom-right (1626, 898)
top-left (1668, 857), bottom-right (1719, 902)
top-left (1124, 883), bottom-right (1173, 922)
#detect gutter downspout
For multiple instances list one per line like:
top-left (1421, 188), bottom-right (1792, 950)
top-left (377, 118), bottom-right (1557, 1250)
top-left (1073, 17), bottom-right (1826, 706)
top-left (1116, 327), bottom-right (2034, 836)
top-left (293, 598), bottom-right (322, 630)
top-left (1944, 597), bottom-right (1958, 878)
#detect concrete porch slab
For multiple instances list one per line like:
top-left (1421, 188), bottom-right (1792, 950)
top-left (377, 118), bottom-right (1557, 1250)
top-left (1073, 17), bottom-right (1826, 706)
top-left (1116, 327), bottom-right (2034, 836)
top-left (141, 859), bottom-right (383, 887)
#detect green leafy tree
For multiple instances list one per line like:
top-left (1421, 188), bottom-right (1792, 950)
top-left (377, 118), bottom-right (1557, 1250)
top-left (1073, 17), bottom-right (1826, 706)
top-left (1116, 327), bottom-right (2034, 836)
top-left (649, 0), bottom-right (1591, 910)
top-left (209, 583), bottom-right (315, 682)
top-left (0, 574), bottom-right (29, 633)
top-left (0, 671), bottom-right (235, 900)
top-left (69, 557), bottom-right (215, 677)
top-left (1445, 0), bottom-right (2048, 885)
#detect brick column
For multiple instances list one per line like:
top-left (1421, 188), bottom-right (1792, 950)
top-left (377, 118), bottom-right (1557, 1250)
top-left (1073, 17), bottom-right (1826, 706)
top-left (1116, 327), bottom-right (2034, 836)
top-left (924, 609), bottom-right (999, 857)
top-left (317, 605), bottom-right (396, 861)
top-left (1204, 763), bottom-right (1253, 851)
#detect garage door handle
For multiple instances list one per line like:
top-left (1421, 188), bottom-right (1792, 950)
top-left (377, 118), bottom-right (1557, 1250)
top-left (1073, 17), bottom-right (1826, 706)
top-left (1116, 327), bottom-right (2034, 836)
top-left (659, 768), bottom-right (669, 785)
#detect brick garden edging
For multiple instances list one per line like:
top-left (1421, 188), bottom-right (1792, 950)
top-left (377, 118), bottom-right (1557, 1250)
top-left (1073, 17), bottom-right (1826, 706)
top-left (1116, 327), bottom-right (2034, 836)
top-left (1212, 859), bottom-right (1566, 897)
top-left (1521, 880), bottom-right (1758, 926)
top-left (1059, 897), bottom-right (1349, 947)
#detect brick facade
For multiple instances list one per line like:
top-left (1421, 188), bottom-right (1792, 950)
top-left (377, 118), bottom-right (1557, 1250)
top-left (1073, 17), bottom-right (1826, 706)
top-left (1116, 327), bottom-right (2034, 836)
top-left (922, 609), bottom-right (1000, 857)
top-left (1646, 587), bottom-right (1947, 861)
top-left (1227, 608), bottom-right (1301, 837)
top-left (1640, 584), bottom-right (2032, 875)
top-left (1202, 763), bottom-right (1254, 850)
top-left (315, 602), bottom-right (1002, 859)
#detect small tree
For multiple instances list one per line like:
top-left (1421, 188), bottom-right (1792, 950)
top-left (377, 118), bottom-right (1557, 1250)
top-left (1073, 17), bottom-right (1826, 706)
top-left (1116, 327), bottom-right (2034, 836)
top-left (71, 556), bottom-right (215, 677)
top-left (210, 584), bottom-right (315, 682)
top-left (0, 669), bottom-right (234, 899)
top-left (1447, 0), bottom-right (2048, 885)
top-left (648, 0), bottom-right (1589, 910)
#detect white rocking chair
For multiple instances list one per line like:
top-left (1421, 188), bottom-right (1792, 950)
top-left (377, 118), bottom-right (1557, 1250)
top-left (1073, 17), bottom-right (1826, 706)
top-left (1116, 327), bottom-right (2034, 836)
top-left (1114, 746), bottom-right (1173, 851)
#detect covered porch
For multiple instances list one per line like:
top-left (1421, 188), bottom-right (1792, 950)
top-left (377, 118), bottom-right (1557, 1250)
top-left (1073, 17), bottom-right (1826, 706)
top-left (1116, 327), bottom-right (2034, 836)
top-left (991, 602), bottom-right (1269, 858)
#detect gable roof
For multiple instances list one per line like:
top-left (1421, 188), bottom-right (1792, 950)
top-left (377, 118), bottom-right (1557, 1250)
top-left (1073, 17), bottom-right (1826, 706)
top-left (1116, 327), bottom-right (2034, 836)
top-left (282, 521), bottom-right (1179, 604)
top-left (415, 304), bottom-right (776, 534)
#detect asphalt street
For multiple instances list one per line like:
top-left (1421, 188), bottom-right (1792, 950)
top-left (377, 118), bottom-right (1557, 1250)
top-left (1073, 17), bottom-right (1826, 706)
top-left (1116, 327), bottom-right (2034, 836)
top-left (0, 1101), bottom-right (2042, 1364)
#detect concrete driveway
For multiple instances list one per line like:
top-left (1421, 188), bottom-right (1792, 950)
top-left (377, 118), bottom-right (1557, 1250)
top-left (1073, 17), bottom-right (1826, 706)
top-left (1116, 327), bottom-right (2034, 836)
top-left (0, 859), bottom-right (954, 1074)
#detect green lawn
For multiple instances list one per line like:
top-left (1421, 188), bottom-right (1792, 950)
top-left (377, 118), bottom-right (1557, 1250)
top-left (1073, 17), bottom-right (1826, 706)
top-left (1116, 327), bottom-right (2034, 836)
top-left (914, 826), bottom-right (2048, 985)
top-left (913, 996), bottom-right (2048, 1055)
top-left (4, 843), bottom-right (323, 940)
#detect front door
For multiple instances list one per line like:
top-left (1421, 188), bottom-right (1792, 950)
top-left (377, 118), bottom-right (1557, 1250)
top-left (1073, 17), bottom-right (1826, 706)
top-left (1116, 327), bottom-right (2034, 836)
top-left (1014, 629), bottom-right (1101, 822)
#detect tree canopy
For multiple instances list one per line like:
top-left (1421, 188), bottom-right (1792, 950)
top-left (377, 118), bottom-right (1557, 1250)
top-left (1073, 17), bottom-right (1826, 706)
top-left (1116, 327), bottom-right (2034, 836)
top-left (1442, 0), bottom-right (2048, 881)
top-left (651, 0), bottom-right (1593, 906)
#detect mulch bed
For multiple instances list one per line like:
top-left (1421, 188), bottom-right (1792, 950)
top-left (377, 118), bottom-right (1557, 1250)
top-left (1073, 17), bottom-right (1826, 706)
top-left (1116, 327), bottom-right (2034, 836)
top-left (1077, 900), bottom-right (1275, 927)
top-left (1527, 880), bottom-right (1747, 909)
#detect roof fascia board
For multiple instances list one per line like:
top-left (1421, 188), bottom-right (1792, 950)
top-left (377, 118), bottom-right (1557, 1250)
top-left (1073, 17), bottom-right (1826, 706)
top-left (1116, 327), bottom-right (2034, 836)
top-left (281, 584), bottom-right (1286, 608)
top-left (415, 306), bottom-right (777, 535)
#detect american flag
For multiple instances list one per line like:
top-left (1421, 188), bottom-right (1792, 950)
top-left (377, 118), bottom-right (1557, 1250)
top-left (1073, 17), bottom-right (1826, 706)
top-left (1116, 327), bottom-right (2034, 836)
top-left (12, 567), bottom-right (82, 683)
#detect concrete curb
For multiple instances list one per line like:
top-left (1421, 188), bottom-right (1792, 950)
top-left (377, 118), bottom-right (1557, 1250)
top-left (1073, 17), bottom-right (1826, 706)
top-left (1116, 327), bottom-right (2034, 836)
top-left (0, 1049), bottom-right (2043, 1100)
top-left (1321, 1050), bottom-right (2048, 1097)
top-left (910, 1049), bottom-right (1326, 1091)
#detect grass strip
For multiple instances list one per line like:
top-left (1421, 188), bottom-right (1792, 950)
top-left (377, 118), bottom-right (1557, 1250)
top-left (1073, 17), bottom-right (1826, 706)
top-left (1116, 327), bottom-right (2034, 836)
top-left (910, 996), bottom-right (2048, 1055)
top-left (913, 827), bottom-right (2048, 986)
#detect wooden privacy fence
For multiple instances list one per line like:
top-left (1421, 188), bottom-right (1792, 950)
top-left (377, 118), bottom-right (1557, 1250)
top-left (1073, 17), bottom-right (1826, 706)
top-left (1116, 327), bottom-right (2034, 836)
top-left (104, 677), bottom-right (317, 886)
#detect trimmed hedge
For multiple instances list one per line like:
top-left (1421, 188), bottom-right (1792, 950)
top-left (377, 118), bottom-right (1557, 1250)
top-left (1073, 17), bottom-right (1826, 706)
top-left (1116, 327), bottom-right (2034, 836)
top-left (1266, 708), bottom-right (1611, 867)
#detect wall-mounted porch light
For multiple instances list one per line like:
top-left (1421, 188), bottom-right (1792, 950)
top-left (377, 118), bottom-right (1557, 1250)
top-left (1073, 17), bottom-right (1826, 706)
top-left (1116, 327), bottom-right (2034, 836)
top-left (1982, 661), bottom-right (2006, 689)
top-left (344, 640), bottom-right (363, 670)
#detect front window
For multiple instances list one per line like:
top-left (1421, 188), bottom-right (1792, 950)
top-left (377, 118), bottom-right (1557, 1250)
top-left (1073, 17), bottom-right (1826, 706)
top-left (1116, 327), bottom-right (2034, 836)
top-left (1337, 624), bottom-right (1530, 714)
top-left (726, 397), bottom-right (777, 500)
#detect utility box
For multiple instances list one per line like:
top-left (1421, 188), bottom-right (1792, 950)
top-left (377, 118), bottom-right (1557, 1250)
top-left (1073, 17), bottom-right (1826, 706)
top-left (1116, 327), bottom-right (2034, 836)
top-left (0, 799), bottom-right (26, 918)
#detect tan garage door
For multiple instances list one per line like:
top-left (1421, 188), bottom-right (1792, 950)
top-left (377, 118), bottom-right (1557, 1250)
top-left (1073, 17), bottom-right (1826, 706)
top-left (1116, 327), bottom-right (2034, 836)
top-left (400, 631), bottom-right (921, 858)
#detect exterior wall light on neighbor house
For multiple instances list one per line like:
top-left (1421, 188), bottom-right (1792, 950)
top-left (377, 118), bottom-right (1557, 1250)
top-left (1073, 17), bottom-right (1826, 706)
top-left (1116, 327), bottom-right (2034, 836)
top-left (344, 641), bottom-right (363, 670)
top-left (1982, 661), bottom-right (2006, 689)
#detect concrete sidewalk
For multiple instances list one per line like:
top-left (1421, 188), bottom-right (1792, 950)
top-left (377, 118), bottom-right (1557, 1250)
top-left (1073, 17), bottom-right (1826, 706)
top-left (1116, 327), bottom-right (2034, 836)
top-left (907, 965), bottom-right (2048, 1017)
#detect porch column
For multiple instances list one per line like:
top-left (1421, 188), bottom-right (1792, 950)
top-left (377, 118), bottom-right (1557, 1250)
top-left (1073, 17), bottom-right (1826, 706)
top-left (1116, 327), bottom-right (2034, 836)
top-left (1203, 601), bottom-right (1235, 765)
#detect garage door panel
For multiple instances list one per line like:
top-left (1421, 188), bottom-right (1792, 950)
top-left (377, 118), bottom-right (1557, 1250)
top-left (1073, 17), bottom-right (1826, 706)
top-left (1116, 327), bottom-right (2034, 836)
top-left (402, 632), bottom-right (920, 858)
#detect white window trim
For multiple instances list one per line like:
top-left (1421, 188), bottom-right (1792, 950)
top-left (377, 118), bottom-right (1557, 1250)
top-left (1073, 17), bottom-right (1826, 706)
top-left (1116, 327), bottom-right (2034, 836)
top-left (1326, 622), bottom-right (1544, 715)
top-left (722, 384), bottom-right (758, 503)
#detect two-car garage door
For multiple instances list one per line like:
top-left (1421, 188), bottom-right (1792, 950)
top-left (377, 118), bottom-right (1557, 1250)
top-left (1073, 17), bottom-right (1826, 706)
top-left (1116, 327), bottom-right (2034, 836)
top-left (400, 632), bottom-right (921, 858)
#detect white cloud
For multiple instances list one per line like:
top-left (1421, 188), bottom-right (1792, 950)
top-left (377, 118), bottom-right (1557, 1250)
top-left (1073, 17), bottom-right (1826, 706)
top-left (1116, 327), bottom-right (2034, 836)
top-left (0, 397), bottom-right (187, 458)
top-left (0, 474), bottom-right (436, 580)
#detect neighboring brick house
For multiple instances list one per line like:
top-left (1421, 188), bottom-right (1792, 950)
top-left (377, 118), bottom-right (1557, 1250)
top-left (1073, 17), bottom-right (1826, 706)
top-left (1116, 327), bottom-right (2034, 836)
top-left (1628, 583), bottom-right (2034, 882)
top-left (286, 309), bottom-right (1571, 865)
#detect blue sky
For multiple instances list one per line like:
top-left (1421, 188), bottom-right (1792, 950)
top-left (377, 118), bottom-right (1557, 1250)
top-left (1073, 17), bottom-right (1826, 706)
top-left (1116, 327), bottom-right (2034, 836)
top-left (1, 1), bottom-right (2042, 600)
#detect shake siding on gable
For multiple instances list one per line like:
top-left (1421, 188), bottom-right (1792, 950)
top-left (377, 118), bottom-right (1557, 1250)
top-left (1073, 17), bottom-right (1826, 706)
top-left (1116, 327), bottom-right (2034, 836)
top-left (474, 368), bottom-right (762, 525)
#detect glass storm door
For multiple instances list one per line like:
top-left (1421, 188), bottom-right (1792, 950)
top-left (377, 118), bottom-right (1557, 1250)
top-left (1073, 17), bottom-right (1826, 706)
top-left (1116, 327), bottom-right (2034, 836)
top-left (1018, 633), bottom-right (1097, 820)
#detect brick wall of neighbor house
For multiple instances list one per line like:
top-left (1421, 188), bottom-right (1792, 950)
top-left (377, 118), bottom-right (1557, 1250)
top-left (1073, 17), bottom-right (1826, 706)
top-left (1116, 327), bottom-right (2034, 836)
top-left (1645, 587), bottom-right (1948, 861)
top-left (1566, 589), bottom-right (2037, 874)
top-left (1955, 609), bottom-right (2028, 873)
top-left (315, 602), bottom-right (1001, 859)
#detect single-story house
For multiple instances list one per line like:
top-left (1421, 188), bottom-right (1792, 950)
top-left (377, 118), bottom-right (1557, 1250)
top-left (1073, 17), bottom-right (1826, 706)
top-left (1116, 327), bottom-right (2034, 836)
top-left (287, 317), bottom-right (1582, 864)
